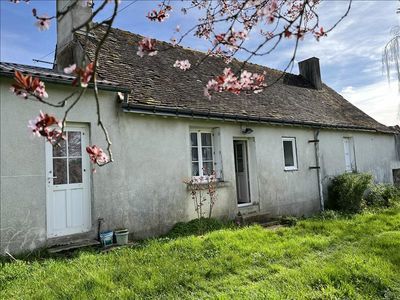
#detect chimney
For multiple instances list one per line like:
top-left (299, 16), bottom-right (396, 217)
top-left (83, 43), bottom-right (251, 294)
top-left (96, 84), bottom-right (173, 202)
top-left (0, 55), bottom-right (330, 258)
top-left (55, 0), bottom-right (92, 71)
top-left (298, 57), bottom-right (323, 90)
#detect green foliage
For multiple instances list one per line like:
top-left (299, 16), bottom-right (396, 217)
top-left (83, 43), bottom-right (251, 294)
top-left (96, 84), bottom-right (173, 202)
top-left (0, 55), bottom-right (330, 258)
top-left (317, 209), bottom-right (343, 220)
top-left (365, 184), bottom-right (400, 208)
top-left (1, 208), bottom-right (400, 299)
top-left (280, 216), bottom-right (298, 226)
top-left (327, 172), bottom-right (373, 212)
top-left (166, 217), bottom-right (233, 238)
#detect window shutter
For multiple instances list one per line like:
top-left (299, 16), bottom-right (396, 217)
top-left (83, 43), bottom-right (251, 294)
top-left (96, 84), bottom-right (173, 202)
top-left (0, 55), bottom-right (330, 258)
top-left (212, 128), bottom-right (223, 180)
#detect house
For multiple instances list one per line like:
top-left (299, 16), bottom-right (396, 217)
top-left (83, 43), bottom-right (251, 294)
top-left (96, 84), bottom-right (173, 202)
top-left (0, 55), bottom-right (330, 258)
top-left (0, 2), bottom-right (398, 254)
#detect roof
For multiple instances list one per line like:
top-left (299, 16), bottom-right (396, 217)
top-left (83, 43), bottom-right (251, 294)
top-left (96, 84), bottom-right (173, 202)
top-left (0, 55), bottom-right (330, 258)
top-left (77, 25), bottom-right (393, 134)
top-left (389, 125), bottom-right (400, 133)
top-left (0, 62), bottom-right (130, 92)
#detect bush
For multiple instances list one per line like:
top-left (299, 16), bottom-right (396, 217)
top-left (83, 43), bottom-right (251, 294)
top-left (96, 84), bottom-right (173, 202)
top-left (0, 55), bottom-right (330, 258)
top-left (280, 216), bottom-right (298, 226)
top-left (167, 218), bottom-right (232, 238)
top-left (318, 210), bottom-right (342, 220)
top-left (327, 172), bottom-right (373, 213)
top-left (365, 184), bottom-right (400, 208)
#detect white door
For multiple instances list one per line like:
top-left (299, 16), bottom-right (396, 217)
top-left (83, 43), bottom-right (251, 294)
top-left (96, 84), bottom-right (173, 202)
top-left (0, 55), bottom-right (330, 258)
top-left (45, 126), bottom-right (91, 238)
top-left (234, 140), bottom-right (251, 205)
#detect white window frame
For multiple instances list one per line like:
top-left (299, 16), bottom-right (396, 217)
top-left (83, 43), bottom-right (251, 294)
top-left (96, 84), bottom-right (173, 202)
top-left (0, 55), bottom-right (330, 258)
top-left (282, 137), bottom-right (298, 171)
top-left (190, 129), bottom-right (215, 178)
top-left (343, 136), bottom-right (356, 173)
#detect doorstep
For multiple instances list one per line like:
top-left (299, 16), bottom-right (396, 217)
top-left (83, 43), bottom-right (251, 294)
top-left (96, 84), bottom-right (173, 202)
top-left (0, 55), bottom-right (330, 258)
top-left (47, 239), bottom-right (100, 253)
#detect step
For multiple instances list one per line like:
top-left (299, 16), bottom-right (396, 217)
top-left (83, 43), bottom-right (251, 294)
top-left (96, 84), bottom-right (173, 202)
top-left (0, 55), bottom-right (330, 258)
top-left (47, 239), bottom-right (100, 253)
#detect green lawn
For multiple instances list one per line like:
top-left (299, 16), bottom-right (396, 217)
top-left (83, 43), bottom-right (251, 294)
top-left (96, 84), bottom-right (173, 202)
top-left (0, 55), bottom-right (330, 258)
top-left (1, 208), bottom-right (400, 299)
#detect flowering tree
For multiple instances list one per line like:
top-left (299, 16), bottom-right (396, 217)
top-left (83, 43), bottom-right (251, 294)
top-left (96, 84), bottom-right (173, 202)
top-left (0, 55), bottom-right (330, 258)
top-left (8, 0), bottom-right (352, 168)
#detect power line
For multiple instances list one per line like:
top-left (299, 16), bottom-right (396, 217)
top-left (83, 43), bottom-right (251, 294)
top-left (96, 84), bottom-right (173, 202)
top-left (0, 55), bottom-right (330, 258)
top-left (37, 50), bottom-right (55, 60)
top-left (117, 0), bottom-right (139, 14)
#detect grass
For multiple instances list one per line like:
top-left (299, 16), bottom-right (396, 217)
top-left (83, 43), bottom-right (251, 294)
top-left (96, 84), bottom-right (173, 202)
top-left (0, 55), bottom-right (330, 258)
top-left (1, 207), bottom-right (400, 299)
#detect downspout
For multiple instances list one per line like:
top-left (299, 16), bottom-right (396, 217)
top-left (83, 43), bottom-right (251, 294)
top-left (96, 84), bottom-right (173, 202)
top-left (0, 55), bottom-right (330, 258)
top-left (314, 129), bottom-right (324, 211)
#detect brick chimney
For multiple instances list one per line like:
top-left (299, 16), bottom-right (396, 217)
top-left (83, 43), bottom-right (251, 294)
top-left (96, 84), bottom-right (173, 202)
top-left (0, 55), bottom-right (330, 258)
top-left (298, 57), bottom-right (323, 90)
top-left (55, 0), bottom-right (92, 71)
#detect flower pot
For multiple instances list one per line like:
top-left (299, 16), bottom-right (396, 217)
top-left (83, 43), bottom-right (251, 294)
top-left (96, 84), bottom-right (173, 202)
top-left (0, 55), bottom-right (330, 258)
top-left (99, 231), bottom-right (113, 247)
top-left (114, 229), bottom-right (129, 245)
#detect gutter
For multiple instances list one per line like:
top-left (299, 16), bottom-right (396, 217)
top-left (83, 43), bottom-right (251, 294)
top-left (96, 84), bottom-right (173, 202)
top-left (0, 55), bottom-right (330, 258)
top-left (311, 129), bottom-right (324, 211)
top-left (122, 103), bottom-right (394, 134)
top-left (0, 70), bottom-right (131, 93)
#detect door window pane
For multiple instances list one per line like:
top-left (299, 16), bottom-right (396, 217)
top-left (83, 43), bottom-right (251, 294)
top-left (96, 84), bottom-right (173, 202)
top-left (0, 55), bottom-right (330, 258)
top-left (68, 131), bottom-right (82, 157)
top-left (53, 158), bottom-right (68, 185)
top-left (53, 139), bottom-right (67, 157)
top-left (69, 158), bottom-right (82, 184)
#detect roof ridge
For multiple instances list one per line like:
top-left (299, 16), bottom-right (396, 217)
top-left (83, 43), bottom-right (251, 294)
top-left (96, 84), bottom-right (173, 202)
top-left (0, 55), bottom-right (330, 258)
top-left (89, 23), bottom-right (290, 77)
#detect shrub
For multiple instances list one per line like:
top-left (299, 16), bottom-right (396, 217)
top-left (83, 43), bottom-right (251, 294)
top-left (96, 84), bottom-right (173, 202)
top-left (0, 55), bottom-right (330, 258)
top-left (280, 216), bottom-right (298, 226)
top-left (318, 210), bottom-right (342, 220)
top-left (167, 218), bottom-right (231, 238)
top-left (365, 184), bottom-right (400, 208)
top-left (327, 172), bottom-right (373, 213)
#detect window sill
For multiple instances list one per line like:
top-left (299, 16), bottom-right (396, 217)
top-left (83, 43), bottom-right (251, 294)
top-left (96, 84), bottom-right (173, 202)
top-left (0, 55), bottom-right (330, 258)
top-left (284, 167), bottom-right (298, 172)
top-left (185, 180), bottom-right (230, 190)
top-left (238, 202), bottom-right (253, 208)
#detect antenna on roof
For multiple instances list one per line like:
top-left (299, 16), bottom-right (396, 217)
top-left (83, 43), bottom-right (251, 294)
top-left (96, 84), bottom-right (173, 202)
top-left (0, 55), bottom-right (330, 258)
top-left (32, 59), bottom-right (54, 65)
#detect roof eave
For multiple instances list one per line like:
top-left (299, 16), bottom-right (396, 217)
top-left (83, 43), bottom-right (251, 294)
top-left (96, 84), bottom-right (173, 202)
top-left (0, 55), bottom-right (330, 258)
top-left (0, 70), bottom-right (131, 93)
top-left (122, 102), bottom-right (394, 134)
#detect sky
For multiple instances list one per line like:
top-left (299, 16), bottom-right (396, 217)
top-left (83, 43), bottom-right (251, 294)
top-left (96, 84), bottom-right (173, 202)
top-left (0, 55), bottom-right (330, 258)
top-left (0, 0), bottom-right (399, 125)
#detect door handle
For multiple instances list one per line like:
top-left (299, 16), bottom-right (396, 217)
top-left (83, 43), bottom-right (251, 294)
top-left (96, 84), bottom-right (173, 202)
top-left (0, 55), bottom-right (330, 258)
top-left (47, 176), bottom-right (57, 180)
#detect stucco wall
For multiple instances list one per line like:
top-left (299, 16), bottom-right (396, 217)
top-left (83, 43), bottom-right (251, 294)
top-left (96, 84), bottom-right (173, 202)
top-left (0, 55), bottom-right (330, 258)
top-left (1, 79), bottom-right (397, 254)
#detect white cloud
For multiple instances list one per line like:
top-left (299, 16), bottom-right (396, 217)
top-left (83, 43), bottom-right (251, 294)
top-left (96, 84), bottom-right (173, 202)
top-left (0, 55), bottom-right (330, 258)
top-left (340, 81), bottom-right (399, 126)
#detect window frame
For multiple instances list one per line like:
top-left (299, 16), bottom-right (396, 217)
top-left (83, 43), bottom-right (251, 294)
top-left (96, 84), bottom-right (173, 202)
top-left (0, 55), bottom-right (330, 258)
top-left (190, 129), bottom-right (215, 178)
top-left (343, 136), bottom-right (356, 173)
top-left (282, 137), bottom-right (298, 171)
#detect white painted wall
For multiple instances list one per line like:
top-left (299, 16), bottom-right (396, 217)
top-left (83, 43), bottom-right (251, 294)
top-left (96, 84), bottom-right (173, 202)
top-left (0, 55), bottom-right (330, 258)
top-left (1, 78), bottom-right (398, 253)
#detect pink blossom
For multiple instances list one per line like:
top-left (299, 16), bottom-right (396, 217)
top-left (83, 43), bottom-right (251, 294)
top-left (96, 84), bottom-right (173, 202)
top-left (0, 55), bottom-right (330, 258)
top-left (173, 60), bottom-right (191, 71)
top-left (64, 62), bottom-right (94, 87)
top-left (147, 5), bottom-right (172, 22)
top-left (86, 145), bottom-right (109, 165)
top-left (137, 38), bottom-right (158, 57)
top-left (32, 10), bottom-right (51, 31)
top-left (11, 70), bottom-right (48, 100)
top-left (28, 111), bottom-right (63, 144)
top-left (34, 81), bottom-right (48, 99)
top-left (64, 64), bottom-right (77, 74)
top-left (204, 68), bottom-right (266, 99)
top-left (314, 27), bottom-right (327, 41)
top-left (82, 0), bottom-right (93, 7)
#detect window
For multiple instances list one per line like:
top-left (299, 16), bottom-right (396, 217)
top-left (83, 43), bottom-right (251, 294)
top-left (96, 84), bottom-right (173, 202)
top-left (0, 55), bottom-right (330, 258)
top-left (282, 137), bottom-right (298, 171)
top-left (343, 137), bottom-right (356, 172)
top-left (191, 131), bottom-right (214, 177)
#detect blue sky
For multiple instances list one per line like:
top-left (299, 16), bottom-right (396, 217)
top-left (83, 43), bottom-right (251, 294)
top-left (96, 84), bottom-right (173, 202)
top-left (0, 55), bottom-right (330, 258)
top-left (1, 0), bottom-right (399, 125)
